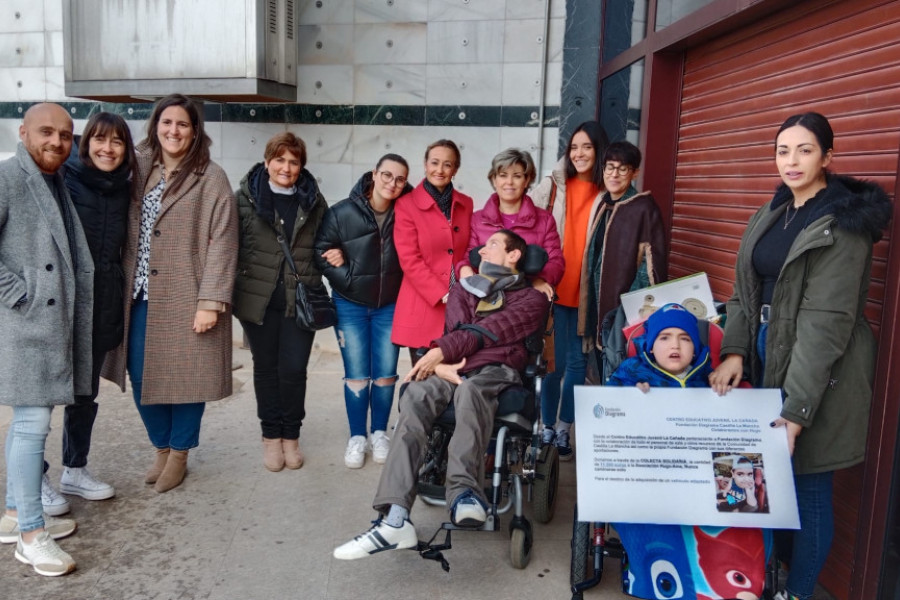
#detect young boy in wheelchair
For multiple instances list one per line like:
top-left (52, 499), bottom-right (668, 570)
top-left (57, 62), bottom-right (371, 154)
top-left (603, 303), bottom-right (768, 600)
top-left (334, 230), bottom-right (550, 560)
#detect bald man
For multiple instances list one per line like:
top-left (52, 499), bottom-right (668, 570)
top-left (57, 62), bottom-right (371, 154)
top-left (0, 103), bottom-right (94, 576)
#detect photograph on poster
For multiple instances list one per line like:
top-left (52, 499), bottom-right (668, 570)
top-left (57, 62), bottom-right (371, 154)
top-left (713, 452), bottom-right (769, 514)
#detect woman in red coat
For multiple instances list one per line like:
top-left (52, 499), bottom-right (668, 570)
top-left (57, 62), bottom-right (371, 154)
top-left (391, 140), bottom-right (473, 363)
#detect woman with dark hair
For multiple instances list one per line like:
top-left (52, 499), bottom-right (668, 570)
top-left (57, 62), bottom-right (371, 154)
top-left (40, 112), bottom-right (136, 507)
top-left (710, 112), bottom-right (892, 600)
top-left (391, 140), bottom-right (473, 365)
top-left (315, 153), bottom-right (412, 469)
top-left (532, 121), bottom-right (609, 459)
top-left (105, 94), bottom-right (238, 493)
top-left (458, 147), bottom-right (564, 298)
top-left (233, 132), bottom-right (327, 472)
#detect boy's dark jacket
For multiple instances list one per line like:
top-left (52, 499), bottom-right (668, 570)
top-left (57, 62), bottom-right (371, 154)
top-left (607, 334), bottom-right (712, 388)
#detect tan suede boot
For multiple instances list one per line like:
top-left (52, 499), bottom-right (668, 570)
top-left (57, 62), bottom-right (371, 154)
top-left (282, 438), bottom-right (304, 470)
top-left (263, 437), bottom-right (285, 472)
top-left (154, 449), bottom-right (188, 493)
top-left (145, 448), bottom-right (170, 484)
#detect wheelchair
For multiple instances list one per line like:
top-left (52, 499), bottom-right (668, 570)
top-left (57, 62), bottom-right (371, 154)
top-left (412, 245), bottom-right (561, 571)
top-left (571, 303), bottom-right (778, 600)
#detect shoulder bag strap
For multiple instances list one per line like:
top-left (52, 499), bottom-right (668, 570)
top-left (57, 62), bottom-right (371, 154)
top-left (547, 178), bottom-right (557, 213)
top-left (277, 234), bottom-right (300, 281)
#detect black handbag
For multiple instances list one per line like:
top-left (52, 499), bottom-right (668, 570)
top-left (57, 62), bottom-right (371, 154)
top-left (277, 235), bottom-right (336, 331)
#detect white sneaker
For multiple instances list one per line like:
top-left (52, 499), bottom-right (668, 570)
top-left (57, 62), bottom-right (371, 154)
top-left (41, 474), bottom-right (70, 517)
top-left (14, 530), bottom-right (76, 576)
top-left (59, 467), bottom-right (115, 500)
top-left (333, 518), bottom-right (418, 560)
top-left (344, 436), bottom-right (368, 469)
top-left (370, 430), bottom-right (390, 464)
top-left (0, 513), bottom-right (77, 544)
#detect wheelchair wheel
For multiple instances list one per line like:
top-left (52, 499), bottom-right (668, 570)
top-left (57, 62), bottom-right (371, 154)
top-left (570, 506), bottom-right (592, 588)
top-left (510, 527), bottom-right (531, 569)
top-left (533, 443), bottom-right (559, 524)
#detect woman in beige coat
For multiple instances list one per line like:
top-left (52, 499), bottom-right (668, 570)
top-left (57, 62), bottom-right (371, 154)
top-left (105, 94), bottom-right (238, 492)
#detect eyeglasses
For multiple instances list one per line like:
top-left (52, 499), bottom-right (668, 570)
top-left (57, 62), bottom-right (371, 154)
top-left (378, 170), bottom-right (407, 187)
top-left (603, 163), bottom-right (633, 176)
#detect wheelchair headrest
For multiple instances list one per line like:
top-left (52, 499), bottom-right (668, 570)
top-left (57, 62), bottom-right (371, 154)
top-left (468, 243), bottom-right (548, 276)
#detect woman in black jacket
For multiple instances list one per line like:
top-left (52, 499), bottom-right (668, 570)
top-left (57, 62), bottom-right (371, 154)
top-left (49, 112), bottom-right (134, 506)
top-left (315, 153), bottom-right (412, 469)
top-left (233, 132), bottom-right (327, 473)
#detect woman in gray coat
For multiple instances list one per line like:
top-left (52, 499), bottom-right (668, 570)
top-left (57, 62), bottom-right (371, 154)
top-left (710, 112), bottom-right (892, 600)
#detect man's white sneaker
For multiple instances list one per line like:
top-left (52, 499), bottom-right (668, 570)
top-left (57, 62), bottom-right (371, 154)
top-left (344, 436), bottom-right (367, 469)
top-left (59, 467), bottom-right (115, 500)
top-left (14, 531), bottom-right (76, 576)
top-left (333, 518), bottom-right (417, 560)
top-left (0, 513), bottom-right (77, 544)
top-left (370, 430), bottom-right (390, 464)
top-left (41, 474), bottom-right (70, 516)
top-left (450, 490), bottom-right (487, 527)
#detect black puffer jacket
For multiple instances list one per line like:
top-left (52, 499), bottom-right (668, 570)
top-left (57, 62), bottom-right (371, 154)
top-left (314, 172), bottom-right (411, 307)
top-left (233, 162), bottom-right (326, 324)
top-left (63, 138), bottom-right (130, 352)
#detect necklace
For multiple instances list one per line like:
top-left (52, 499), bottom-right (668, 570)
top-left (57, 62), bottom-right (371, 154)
top-left (783, 204), bottom-right (800, 229)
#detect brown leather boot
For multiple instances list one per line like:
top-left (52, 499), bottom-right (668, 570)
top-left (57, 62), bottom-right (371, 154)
top-left (282, 438), bottom-right (304, 470)
top-left (154, 449), bottom-right (188, 493)
top-left (263, 437), bottom-right (285, 472)
top-left (145, 448), bottom-right (170, 484)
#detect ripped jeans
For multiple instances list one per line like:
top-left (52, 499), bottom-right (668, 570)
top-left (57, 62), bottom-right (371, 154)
top-left (333, 293), bottom-right (399, 437)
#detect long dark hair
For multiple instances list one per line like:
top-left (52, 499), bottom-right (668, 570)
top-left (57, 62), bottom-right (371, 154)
top-left (143, 94), bottom-right (211, 198)
top-left (776, 112), bottom-right (834, 152)
top-left (79, 112), bottom-right (136, 177)
top-left (564, 121), bottom-right (610, 186)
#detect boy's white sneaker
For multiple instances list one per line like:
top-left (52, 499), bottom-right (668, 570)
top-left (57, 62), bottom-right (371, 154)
top-left (60, 467), bottom-right (115, 500)
top-left (333, 518), bottom-right (417, 560)
top-left (370, 430), bottom-right (390, 464)
top-left (14, 531), bottom-right (76, 576)
top-left (344, 436), bottom-right (367, 469)
top-left (41, 474), bottom-right (70, 516)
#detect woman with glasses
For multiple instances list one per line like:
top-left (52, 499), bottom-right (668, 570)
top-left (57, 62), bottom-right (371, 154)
top-left (233, 132), bottom-right (327, 472)
top-left (391, 140), bottom-right (473, 364)
top-left (315, 155), bottom-right (412, 469)
top-left (581, 141), bottom-right (667, 372)
top-left (531, 121), bottom-right (609, 459)
top-left (458, 148), bottom-right (563, 298)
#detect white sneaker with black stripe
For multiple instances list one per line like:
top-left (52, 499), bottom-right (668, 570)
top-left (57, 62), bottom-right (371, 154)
top-left (332, 518), bottom-right (417, 560)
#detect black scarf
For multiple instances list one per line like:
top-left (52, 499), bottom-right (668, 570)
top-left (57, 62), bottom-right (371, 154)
top-left (423, 179), bottom-right (454, 220)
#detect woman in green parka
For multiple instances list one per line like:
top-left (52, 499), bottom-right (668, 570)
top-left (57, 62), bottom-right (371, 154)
top-left (232, 132), bottom-right (326, 473)
top-left (710, 112), bottom-right (892, 600)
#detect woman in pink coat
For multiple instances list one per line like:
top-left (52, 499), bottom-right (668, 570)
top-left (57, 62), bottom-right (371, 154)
top-left (391, 140), bottom-right (473, 363)
top-left (458, 148), bottom-right (564, 299)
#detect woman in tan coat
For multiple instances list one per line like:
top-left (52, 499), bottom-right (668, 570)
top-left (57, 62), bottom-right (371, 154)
top-left (105, 94), bottom-right (238, 492)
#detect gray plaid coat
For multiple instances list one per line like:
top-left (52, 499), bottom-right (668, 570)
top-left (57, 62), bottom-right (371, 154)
top-left (104, 150), bottom-right (238, 405)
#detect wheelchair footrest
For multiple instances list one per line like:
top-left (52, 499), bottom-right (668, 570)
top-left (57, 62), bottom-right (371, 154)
top-left (418, 528), bottom-right (452, 572)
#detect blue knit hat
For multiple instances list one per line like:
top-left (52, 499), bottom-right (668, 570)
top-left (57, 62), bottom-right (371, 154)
top-left (642, 303), bottom-right (703, 358)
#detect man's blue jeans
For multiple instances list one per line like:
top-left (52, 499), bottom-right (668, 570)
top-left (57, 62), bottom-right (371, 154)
top-left (128, 299), bottom-right (204, 450)
top-left (758, 322), bottom-right (834, 599)
top-left (541, 304), bottom-right (585, 427)
top-left (333, 293), bottom-right (399, 437)
top-left (5, 406), bottom-right (52, 533)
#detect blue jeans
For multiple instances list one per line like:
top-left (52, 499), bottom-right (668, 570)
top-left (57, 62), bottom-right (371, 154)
top-left (127, 299), bottom-right (205, 450)
top-left (541, 304), bottom-right (585, 427)
top-left (333, 293), bottom-right (399, 437)
top-left (5, 406), bottom-right (52, 533)
top-left (758, 321), bottom-right (834, 598)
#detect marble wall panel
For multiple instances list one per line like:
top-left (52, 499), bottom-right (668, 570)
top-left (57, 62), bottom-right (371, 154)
top-left (297, 65), bottom-right (355, 104)
top-left (0, 33), bottom-right (45, 68)
top-left (298, 24), bottom-right (356, 65)
top-left (45, 31), bottom-right (62, 67)
top-left (355, 0), bottom-right (428, 23)
top-left (1, 1), bottom-right (45, 33)
top-left (43, 0), bottom-right (62, 31)
top-left (218, 121), bottom-right (286, 161)
top-left (287, 123), bottom-right (354, 164)
top-left (299, 0), bottom-right (355, 24)
top-left (506, 0), bottom-right (566, 20)
top-left (499, 60), bottom-right (563, 106)
top-left (502, 19), bottom-right (561, 64)
top-left (0, 118), bottom-right (22, 151)
top-left (355, 64), bottom-right (426, 105)
top-left (428, 0), bottom-right (506, 22)
top-left (350, 125), bottom-right (435, 172)
top-left (425, 63), bottom-right (503, 106)
top-left (427, 20), bottom-right (505, 64)
top-left (304, 160), bottom-right (354, 204)
top-left (0, 68), bottom-right (46, 101)
top-left (352, 23), bottom-right (428, 65)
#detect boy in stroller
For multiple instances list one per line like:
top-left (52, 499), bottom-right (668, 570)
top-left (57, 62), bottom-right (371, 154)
top-left (603, 303), bottom-right (768, 600)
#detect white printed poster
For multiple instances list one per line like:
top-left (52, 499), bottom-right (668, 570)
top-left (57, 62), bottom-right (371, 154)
top-left (574, 386), bottom-right (800, 529)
